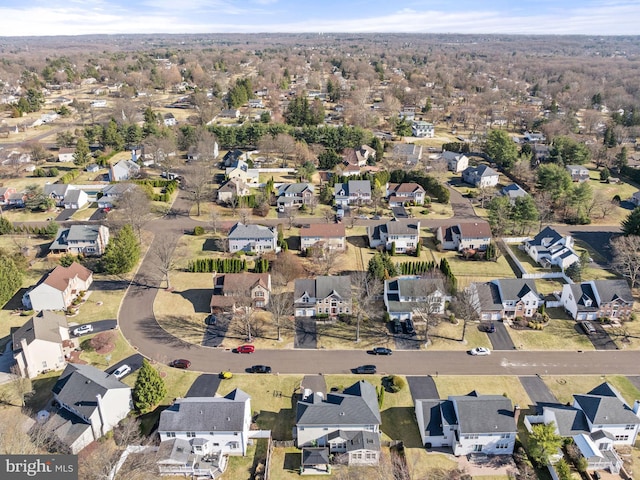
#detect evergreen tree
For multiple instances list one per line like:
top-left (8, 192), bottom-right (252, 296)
top-left (0, 254), bottom-right (22, 308)
top-left (484, 129), bottom-right (518, 170)
top-left (599, 167), bottom-right (610, 181)
top-left (133, 359), bottom-right (167, 412)
top-left (528, 422), bottom-right (563, 466)
top-left (73, 137), bottom-right (91, 166)
top-left (101, 224), bottom-right (140, 274)
top-left (0, 216), bottom-right (13, 235)
top-left (622, 207), bottom-right (640, 236)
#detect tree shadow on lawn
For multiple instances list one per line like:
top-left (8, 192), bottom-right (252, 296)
top-left (138, 313), bottom-right (202, 352)
top-left (381, 407), bottom-right (423, 448)
top-left (202, 238), bottom-right (223, 252)
top-left (177, 289), bottom-right (213, 313)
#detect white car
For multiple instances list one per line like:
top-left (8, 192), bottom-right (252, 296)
top-left (72, 324), bottom-right (94, 336)
top-left (113, 365), bottom-right (132, 379)
top-left (469, 347), bottom-right (491, 356)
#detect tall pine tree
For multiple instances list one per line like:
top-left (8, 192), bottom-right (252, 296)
top-left (133, 359), bottom-right (167, 412)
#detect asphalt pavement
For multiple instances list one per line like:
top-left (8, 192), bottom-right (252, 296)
top-left (186, 374), bottom-right (221, 397)
top-left (519, 375), bottom-right (558, 408)
top-left (105, 353), bottom-right (145, 378)
top-left (407, 376), bottom-right (439, 400)
top-left (488, 322), bottom-right (516, 350)
top-left (68, 319), bottom-right (117, 338)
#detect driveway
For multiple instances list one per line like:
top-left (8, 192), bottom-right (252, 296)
top-left (407, 376), bottom-right (439, 400)
top-left (0, 342), bottom-right (16, 384)
top-left (186, 374), bottom-right (221, 397)
top-left (627, 377), bottom-right (640, 392)
top-left (68, 319), bottom-right (117, 338)
top-left (584, 323), bottom-right (618, 350)
top-left (519, 375), bottom-right (558, 410)
top-left (105, 353), bottom-right (145, 377)
top-left (487, 322), bottom-right (516, 350)
top-left (295, 318), bottom-right (317, 349)
top-left (55, 208), bottom-right (76, 221)
top-left (446, 180), bottom-right (478, 218)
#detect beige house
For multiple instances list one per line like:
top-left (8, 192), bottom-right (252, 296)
top-left (210, 273), bottom-right (271, 313)
top-left (300, 223), bottom-right (346, 251)
top-left (25, 262), bottom-right (93, 312)
top-left (13, 311), bottom-right (77, 378)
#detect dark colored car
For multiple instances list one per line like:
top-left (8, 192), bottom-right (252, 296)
top-left (355, 365), bottom-right (377, 374)
top-left (404, 319), bottom-right (416, 335)
top-left (250, 365), bottom-right (272, 374)
top-left (488, 322), bottom-right (496, 333)
top-left (237, 344), bottom-right (255, 354)
top-left (170, 359), bottom-right (191, 369)
top-left (391, 320), bottom-right (401, 334)
top-left (372, 347), bottom-right (392, 355)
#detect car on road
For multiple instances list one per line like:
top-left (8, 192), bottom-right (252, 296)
top-left (237, 344), bottom-right (255, 354)
top-left (220, 371), bottom-right (233, 379)
top-left (249, 365), bottom-right (272, 374)
top-left (355, 365), bottom-right (377, 374)
top-left (372, 347), bottom-right (392, 355)
top-left (469, 347), bottom-right (491, 356)
top-left (113, 364), bottom-right (132, 379)
top-left (72, 324), bottom-right (94, 337)
top-left (580, 321), bottom-right (597, 335)
top-left (169, 359), bottom-right (191, 369)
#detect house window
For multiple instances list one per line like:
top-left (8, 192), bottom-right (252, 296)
top-left (465, 434), bottom-right (479, 440)
top-left (625, 425), bottom-right (636, 430)
top-left (229, 442), bottom-right (239, 449)
top-left (255, 291), bottom-right (264, 297)
top-left (473, 445), bottom-right (483, 452)
top-left (166, 432), bottom-right (175, 438)
top-left (501, 433), bottom-right (510, 439)
top-left (496, 443), bottom-right (509, 449)
top-left (365, 453), bottom-right (375, 459)
top-left (186, 432), bottom-right (196, 438)
top-left (615, 435), bottom-right (629, 441)
top-left (42, 361), bottom-right (47, 369)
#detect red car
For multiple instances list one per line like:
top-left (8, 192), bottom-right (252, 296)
top-left (237, 345), bottom-right (255, 354)
top-left (170, 359), bottom-right (191, 369)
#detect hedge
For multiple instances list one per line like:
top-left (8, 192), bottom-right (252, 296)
top-left (187, 258), bottom-right (247, 273)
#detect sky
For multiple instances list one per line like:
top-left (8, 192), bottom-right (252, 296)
top-left (0, 0), bottom-right (639, 37)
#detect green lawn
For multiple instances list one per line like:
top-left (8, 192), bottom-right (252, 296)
top-left (534, 279), bottom-right (566, 296)
top-left (434, 375), bottom-right (532, 410)
top-left (506, 243), bottom-right (560, 275)
top-left (432, 249), bottom-right (517, 284)
top-left (79, 330), bottom-right (138, 367)
top-left (428, 320), bottom-right (492, 351)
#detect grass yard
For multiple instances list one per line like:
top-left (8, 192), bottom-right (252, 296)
top-left (542, 375), bottom-right (640, 405)
top-left (534, 279), bottom-right (566, 296)
top-left (428, 320), bottom-right (492, 351)
top-left (79, 329), bottom-right (137, 367)
top-left (405, 449), bottom-right (459, 480)
top-left (434, 375), bottom-right (532, 410)
top-left (507, 317), bottom-right (595, 351)
top-left (586, 165), bottom-right (639, 226)
top-left (70, 204), bottom-right (99, 221)
top-left (432, 249), bottom-right (517, 281)
top-left (506, 243), bottom-right (560, 275)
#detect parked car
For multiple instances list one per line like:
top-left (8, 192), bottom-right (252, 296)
top-left (113, 364), bottom-right (132, 379)
top-left (237, 344), bottom-right (255, 354)
top-left (580, 321), bottom-right (597, 335)
top-left (355, 365), bottom-right (377, 374)
top-left (219, 371), bottom-right (233, 379)
top-left (249, 365), bottom-right (272, 374)
top-left (469, 347), bottom-right (491, 356)
top-left (488, 322), bottom-right (496, 333)
top-left (169, 359), bottom-right (191, 369)
top-left (391, 320), bottom-right (401, 334)
top-left (404, 319), bottom-right (416, 335)
top-left (72, 324), bottom-right (94, 337)
top-left (372, 347), bottom-right (392, 355)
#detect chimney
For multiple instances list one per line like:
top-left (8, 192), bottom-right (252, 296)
top-left (513, 405), bottom-right (521, 425)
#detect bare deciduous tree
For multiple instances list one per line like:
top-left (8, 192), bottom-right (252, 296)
top-left (452, 286), bottom-right (480, 342)
top-left (267, 290), bottom-right (293, 341)
top-left (113, 184), bottom-right (152, 240)
top-left (351, 271), bottom-right (382, 343)
top-left (183, 160), bottom-right (211, 217)
top-left (150, 234), bottom-right (178, 289)
top-left (610, 235), bottom-right (640, 288)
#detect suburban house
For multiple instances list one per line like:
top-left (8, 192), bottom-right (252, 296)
top-left (12, 311), bottom-right (76, 378)
top-left (393, 143), bottom-right (423, 165)
top-left (442, 151), bottom-right (469, 173)
top-left (24, 262), bottom-right (93, 312)
top-left (157, 389), bottom-right (258, 469)
top-left (7, 192), bottom-right (26, 207)
top-left (57, 147), bottom-right (75, 162)
top-left (109, 159), bottom-right (140, 181)
top-left (412, 121), bottom-right (435, 138)
top-left (294, 275), bottom-right (352, 317)
top-left (219, 108), bottom-right (240, 119)
top-left (470, 279), bottom-right (542, 320)
top-left (343, 145), bottom-right (376, 167)
top-left (47, 364), bottom-right (132, 453)
top-left (462, 165), bottom-right (500, 188)
top-left (225, 159), bottom-right (259, 185)
top-left (222, 149), bottom-right (247, 167)
top-left (399, 106), bottom-right (416, 121)
top-left (334, 180), bottom-right (372, 206)
top-left (500, 183), bottom-right (528, 205)
top-left (532, 144), bottom-right (550, 163)
top-left (523, 226), bottom-right (579, 270)
top-left (368, 219), bottom-right (421, 253)
top-left (566, 165), bottom-right (590, 182)
top-left (436, 221), bottom-right (492, 252)
top-left (228, 223), bottom-right (279, 254)
top-left (295, 381), bottom-right (381, 468)
top-left (62, 188), bottom-right (89, 209)
top-left (0, 186), bottom-right (17, 205)
top-left (524, 132), bottom-right (546, 143)
top-left (216, 179), bottom-right (251, 204)
top-left (384, 277), bottom-right (449, 320)
top-left (525, 383), bottom-right (640, 474)
top-left (97, 183), bottom-right (136, 209)
top-left (630, 190), bottom-right (640, 207)
top-left (44, 184), bottom-right (73, 207)
top-left (187, 141), bottom-right (219, 161)
top-left (49, 225), bottom-right (110, 256)
top-left (163, 113), bottom-right (176, 126)
top-left (276, 183), bottom-right (315, 211)
top-left (415, 391), bottom-right (517, 455)
top-left (300, 223), bottom-right (346, 252)
top-left (560, 279), bottom-right (635, 321)
top-left (210, 272), bottom-right (271, 313)
top-left (386, 182), bottom-right (426, 206)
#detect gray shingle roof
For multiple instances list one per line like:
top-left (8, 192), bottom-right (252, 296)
top-left (592, 280), bottom-right (634, 304)
top-left (52, 364), bottom-right (129, 420)
top-left (157, 438), bottom-right (193, 464)
top-left (12, 311), bottom-right (67, 350)
top-left (385, 219), bottom-right (420, 235)
top-left (296, 381), bottom-right (381, 426)
top-left (277, 183), bottom-right (314, 196)
top-left (158, 389), bottom-right (250, 433)
top-left (494, 279), bottom-right (539, 302)
top-left (542, 405), bottom-right (590, 436)
top-left (417, 399), bottom-right (446, 437)
top-left (302, 447), bottom-right (330, 465)
top-left (450, 394), bottom-right (516, 434)
top-left (574, 393), bottom-right (640, 426)
top-left (473, 282), bottom-right (503, 312)
top-left (294, 276), bottom-right (351, 301)
top-left (527, 226), bottom-right (563, 247)
top-left (228, 223), bottom-right (276, 240)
